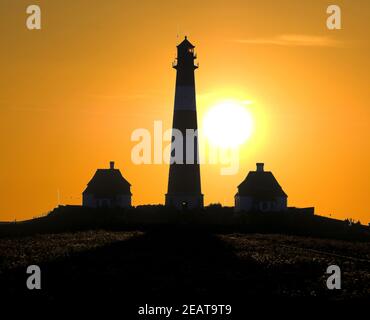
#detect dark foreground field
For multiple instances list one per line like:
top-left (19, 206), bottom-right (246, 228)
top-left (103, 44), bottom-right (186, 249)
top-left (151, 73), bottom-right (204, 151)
top-left (0, 229), bottom-right (369, 314)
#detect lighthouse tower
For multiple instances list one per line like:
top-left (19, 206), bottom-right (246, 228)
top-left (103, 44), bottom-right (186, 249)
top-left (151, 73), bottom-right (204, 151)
top-left (165, 37), bottom-right (204, 209)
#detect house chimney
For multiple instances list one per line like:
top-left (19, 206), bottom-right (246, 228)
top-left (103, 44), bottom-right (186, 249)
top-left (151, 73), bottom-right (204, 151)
top-left (110, 161), bottom-right (115, 170)
top-left (256, 163), bottom-right (264, 172)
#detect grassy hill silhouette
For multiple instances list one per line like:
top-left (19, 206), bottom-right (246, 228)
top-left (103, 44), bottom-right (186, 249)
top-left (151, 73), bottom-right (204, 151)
top-left (0, 206), bottom-right (369, 309)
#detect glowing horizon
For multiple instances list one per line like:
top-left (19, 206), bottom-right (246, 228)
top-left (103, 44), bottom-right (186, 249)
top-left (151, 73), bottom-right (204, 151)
top-left (0, 0), bottom-right (369, 224)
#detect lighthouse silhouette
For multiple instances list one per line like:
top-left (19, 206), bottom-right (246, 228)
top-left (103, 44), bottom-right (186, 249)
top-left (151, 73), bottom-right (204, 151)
top-left (165, 37), bottom-right (204, 210)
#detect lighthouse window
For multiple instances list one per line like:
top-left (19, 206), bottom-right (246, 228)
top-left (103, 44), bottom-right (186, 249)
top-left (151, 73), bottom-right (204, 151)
top-left (188, 48), bottom-right (193, 53)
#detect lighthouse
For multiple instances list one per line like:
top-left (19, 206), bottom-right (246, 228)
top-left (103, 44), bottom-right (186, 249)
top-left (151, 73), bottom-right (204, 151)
top-left (165, 37), bottom-right (204, 209)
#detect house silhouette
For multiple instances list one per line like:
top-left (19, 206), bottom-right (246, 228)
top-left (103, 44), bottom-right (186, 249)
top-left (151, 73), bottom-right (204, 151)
top-left (235, 163), bottom-right (287, 212)
top-left (83, 161), bottom-right (131, 208)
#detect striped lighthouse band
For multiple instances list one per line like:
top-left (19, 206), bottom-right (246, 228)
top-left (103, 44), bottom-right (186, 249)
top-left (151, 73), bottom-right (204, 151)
top-left (174, 85), bottom-right (196, 111)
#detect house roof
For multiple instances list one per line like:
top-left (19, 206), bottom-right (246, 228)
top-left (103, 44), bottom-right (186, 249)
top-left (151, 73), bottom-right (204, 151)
top-left (237, 165), bottom-right (287, 199)
top-left (83, 168), bottom-right (131, 197)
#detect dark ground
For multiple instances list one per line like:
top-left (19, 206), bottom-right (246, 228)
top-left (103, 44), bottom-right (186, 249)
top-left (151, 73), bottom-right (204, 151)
top-left (1, 207), bottom-right (369, 315)
top-left (0, 228), bottom-right (369, 315)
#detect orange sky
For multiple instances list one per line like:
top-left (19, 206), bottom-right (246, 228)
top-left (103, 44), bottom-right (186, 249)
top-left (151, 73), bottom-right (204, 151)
top-left (0, 0), bottom-right (369, 223)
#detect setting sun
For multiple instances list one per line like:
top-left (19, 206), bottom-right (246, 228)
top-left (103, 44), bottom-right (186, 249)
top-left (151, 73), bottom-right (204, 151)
top-left (203, 100), bottom-right (254, 148)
